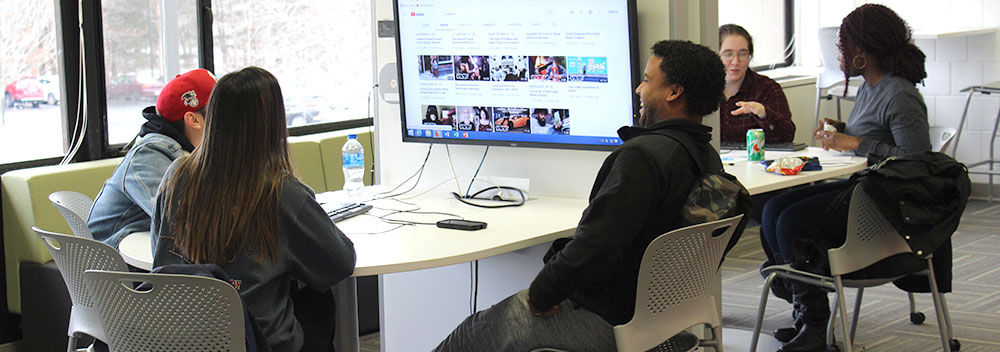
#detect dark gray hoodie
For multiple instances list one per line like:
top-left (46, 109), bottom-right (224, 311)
top-left (152, 163), bottom-right (356, 352)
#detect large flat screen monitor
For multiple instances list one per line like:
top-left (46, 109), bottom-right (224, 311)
top-left (393, 0), bottom-right (639, 150)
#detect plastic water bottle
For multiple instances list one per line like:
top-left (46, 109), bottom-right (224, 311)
top-left (342, 134), bottom-right (365, 197)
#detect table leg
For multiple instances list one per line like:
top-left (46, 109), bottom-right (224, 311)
top-left (712, 270), bottom-right (723, 343)
top-left (813, 87), bottom-right (823, 147)
top-left (334, 277), bottom-right (360, 352)
top-left (835, 96), bottom-right (842, 122)
top-left (989, 105), bottom-right (1000, 202)
top-left (952, 90), bottom-right (976, 158)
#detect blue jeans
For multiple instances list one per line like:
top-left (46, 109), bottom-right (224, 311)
top-left (760, 180), bottom-right (847, 327)
top-left (433, 290), bottom-right (615, 352)
top-left (760, 180), bottom-right (847, 265)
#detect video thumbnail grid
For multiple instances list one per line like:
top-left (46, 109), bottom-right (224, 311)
top-left (420, 105), bottom-right (571, 135)
top-left (418, 55), bottom-right (608, 83)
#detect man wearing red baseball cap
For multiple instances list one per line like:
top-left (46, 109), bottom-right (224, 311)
top-left (88, 69), bottom-right (217, 247)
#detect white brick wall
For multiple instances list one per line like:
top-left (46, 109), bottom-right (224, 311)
top-left (920, 61), bottom-right (951, 95)
top-left (923, 31), bottom-right (998, 165)
top-left (938, 37), bottom-right (969, 62)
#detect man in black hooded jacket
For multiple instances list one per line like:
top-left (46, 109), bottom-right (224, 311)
top-left (433, 40), bottom-right (727, 351)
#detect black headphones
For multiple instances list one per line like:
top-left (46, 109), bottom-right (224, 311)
top-left (450, 186), bottom-right (526, 208)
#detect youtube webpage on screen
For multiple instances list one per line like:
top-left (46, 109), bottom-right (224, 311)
top-left (396, 0), bottom-right (636, 147)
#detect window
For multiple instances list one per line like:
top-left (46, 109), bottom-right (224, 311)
top-left (102, 0), bottom-right (201, 145)
top-left (718, 0), bottom-right (793, 70)
top-left (212, 0), bottom-right (373, 127)
top-left (0, 1), bottom-right (65, 164)
top-left (0, 0), bottom-right (373, 168)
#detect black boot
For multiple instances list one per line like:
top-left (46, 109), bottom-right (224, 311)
top-left (773, 304), bottom-right (804, 343)
top-left (778, 323), bottom-right (827, 352)
top-left (778, 283), bottom-right (830, 352)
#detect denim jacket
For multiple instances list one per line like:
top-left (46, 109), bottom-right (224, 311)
top-left (88, 133), bottom-right (187, 247)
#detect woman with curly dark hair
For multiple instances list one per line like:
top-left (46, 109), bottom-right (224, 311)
top-left (759, 5), bottom-right (931, 351)
top-left (814, 5), bottom-right (930, 156)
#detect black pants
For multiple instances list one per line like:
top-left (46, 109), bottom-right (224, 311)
top-left (760, 181), bottom-right (848, 327)
top-left (292, 286), bottom-right (337, 352)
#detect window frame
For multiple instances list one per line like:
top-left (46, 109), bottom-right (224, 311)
top-left (0, 0), bottom-right (376, 168)
top-left (747, 0), bottom-right (795, 72)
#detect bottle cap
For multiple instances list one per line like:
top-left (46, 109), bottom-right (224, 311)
top-left (348, 134), bottom-right (358, 139)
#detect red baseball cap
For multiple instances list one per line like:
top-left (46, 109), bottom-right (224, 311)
top-left (156, 69), bottom-right (217, 122)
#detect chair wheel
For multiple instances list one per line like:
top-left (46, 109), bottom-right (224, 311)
top-left (910, 312), bottom-right (925, 325)
top-left (950, 339), bottom-right (961, 351)
top-left (825, 344), bottom-right (840, 352)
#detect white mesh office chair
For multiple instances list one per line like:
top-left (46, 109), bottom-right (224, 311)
top-left (49, 191), bottom-right (95, 239)
top-left (34, 227), bottom-right (130, 352)
top-left (83, 270), bottom-right (246, 352)
top-left (813, 27), bottom-right (863, 144)
top-left (748, 187), bottom-right (958, 352)
top-left (930, 126), bottom-right (958, 154)
top-left (613, 215), bottom-right (743, 352)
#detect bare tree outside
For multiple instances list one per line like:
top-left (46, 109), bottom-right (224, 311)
top-left (1, 0), bottom-right (63, 163)
top-left (0, 1), bottom-right (59, 87)
top-left (213, 0), bottom-right (374, 126)
top-left (103, 0), bottom-right (202, 145)
top-left (1, 0), bottom-right (374, 164)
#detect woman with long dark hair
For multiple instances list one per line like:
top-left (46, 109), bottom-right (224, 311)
top-left (152, 66), bottom-right (356, 352)
top-left (759, 5), bottom-right (931, 351)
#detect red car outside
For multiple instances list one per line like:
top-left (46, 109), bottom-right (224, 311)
top-left (4, 78), bottom-right (45, 108)
top-left (107, 76), bottom-right (165, 101)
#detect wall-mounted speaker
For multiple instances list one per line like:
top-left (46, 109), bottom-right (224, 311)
top-left (378, 62), bottom-right (399, 104)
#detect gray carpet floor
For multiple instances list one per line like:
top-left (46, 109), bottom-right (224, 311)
top-left (361, 200), bottom-right (1000, 351)
top-left (722, 199), bottom-right (1000, 351)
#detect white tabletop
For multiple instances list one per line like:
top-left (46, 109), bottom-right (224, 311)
top-left (117, 147), bottom-right (866, 273)
top-left (115, 193), bottom-right (587, 276)
top-left (119, 231), bottom-right (153, 271)
top-left (316, 192), bottom-right (587, 277)
top-left (721, 147), bottom-right (867, 195)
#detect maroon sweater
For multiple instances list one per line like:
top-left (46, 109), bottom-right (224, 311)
top-left (720, 69), bottom-right (795, 143)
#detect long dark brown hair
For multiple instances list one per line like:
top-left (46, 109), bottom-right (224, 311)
top-left (161, 66), bottom-right (292, 264)
top-left (839, 4), bottom-right (926, 92)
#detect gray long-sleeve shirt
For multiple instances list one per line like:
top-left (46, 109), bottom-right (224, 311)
top-left (845, 74), bottom-right (931, 157)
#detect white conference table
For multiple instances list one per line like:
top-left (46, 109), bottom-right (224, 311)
top-left (722, 147), bottom-right (867, 195)
top-left (117, 194), bottom-right (589, 351)
top-left (117, 146), bottom-right (866, 352)
top-left (119, 231), bottom-right (154, 271)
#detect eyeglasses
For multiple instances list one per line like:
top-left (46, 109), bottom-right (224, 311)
top-left (720, 51), bottom-right (751, 61)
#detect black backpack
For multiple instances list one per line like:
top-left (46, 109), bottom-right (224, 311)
top-left (653, 130), bottom-right (753, 257)
top-left (541, 130), bottom-right (752, 267)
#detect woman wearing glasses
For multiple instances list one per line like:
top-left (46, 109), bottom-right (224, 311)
top-left (718, 24), bottom-right (796, 144)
